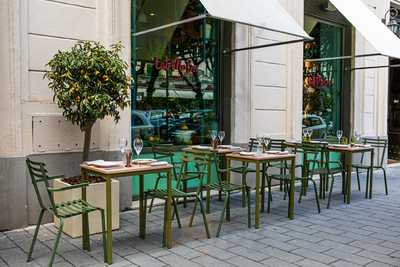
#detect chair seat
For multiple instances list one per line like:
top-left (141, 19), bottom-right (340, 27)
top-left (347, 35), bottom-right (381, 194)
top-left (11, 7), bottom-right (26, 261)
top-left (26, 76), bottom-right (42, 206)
top-left (146, 188), bottom-right (198, 199)
top-left (352, 164), bottom-right (381, 169)
top-left (207, 182), bottom-right (247, 192)
top-left (53, 199), bottom-right (100, 218)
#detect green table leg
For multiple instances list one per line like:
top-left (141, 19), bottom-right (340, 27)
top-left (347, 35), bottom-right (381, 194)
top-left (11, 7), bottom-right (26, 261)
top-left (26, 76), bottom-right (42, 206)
top-left (81, 170), bottom-right (90, 251)
top-left (206, 159), bottom-right (211, 214)
top-left (346, 152), bottom-right (352, 204)
top-left (105, 175), bottom-right (113, 264)
top-left (255, 162), bottom-right (260, 229)
top-left (288, 158), bottom-right (295, 219)
top-left (369, 149), bottom-right (374, 199)
top-left (165, 170), bottom-right (173, 248)
top-left (139, 175), bottom-right (145, 239)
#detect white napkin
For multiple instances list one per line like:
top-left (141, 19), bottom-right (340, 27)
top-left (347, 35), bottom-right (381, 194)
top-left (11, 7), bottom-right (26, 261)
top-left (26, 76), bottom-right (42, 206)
top-left (151, 161), bottom-right (169, 166)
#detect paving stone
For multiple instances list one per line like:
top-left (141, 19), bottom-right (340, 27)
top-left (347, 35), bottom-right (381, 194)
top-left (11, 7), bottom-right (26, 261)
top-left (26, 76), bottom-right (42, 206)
top-left (169, 245), bottom-right (203, 259)
top-left (0, 247), bottom-right (39, 267)
top-left (263, 247), bottom-right (304, 263)
top-left (291, 248), bottom-right (338, 264)
top-left (350, 240), bottom-right (396, 255)
top-left (226, 255), bottom-right (265, 267)
top-left (62, 250), bottom-right (99, 266)
top-left (257, 237), bottom-right (298, 251)
top-left (194, 245), bottom-right (236, 260)
top-left (296, 258), bottom-right (332, 267)
top-left (330, 260), bottom-right (362, 267)
top-left (0, 236), bottom-right (16, 250)
top-left (159, 254), bottom-right (201, 267)
top-left (318, 240), bottom-right (363, 254)
top-left (125, 253), bottom-right (166, 267)
top-left (323, 248), bottom-right (373, 265)
top-left (260, 257), bottom-right (298, 267)
top-left (365, 261), bottom-right (398, 267)
top-left (191, 255), bottom-right (234, 267)
top-left (357, 250), bottom-right (400, 266)
top-left (227, 246), bottom-right (270, 262)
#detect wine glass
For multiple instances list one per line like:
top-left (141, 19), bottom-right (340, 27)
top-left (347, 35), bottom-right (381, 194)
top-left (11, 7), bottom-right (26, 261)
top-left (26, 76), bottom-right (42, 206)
top-left (210, 130), bottom-right (217, 148)
top-left (262, 134), bottom-right (270, 152)
top-left (134, 137), bottom-right (143, 159)
top-left (308, 129), bottom-right (313, 140)
top-left (337, 130), bottom-right (343, 144)
top-left (302, 128), bottom-right (307, 140)
top-left (218, 131), bottom-right (225, 144)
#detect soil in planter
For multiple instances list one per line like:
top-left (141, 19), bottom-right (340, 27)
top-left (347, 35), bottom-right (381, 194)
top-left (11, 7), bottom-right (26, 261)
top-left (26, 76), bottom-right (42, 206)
top-left (62, 175), bottom-right (106, 185)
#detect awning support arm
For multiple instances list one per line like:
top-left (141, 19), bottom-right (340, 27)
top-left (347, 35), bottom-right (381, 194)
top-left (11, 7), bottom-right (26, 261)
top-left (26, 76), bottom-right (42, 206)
top-left (133, 14), bottom-right (207, 37)
top-left (304, 53), bottom-right (382, 62)
top-left (346, 64), bottom-right (400, 71)
top-left (223, 38), bottom-right (309, 55)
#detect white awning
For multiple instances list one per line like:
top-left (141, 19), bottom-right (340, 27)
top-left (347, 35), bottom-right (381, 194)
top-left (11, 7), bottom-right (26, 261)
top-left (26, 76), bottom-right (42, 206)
top-left (134, 0), bottom-right (312, 49)
top-left (330, 0), bottom-right (400, 59)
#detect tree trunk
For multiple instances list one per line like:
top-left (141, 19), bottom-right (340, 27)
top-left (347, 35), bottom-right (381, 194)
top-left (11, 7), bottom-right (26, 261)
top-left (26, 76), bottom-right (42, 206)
top-left (83, 123), bottom-right (93, 162)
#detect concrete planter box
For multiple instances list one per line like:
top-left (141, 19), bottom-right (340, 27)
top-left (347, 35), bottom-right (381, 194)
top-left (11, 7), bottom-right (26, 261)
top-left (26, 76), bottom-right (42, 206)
top-left (53, 179), bottom-right (120, 238)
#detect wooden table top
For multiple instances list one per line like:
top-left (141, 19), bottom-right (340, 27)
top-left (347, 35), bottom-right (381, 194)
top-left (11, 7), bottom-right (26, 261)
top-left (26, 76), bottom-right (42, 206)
top-left (327, 145), bottom-right (373, 152)
top-left (182, 146), bottom-right (244, 155)
top-left (80, 163), bottom-right (173, 175)
top-left (225, 152), bottom-right (295, 162)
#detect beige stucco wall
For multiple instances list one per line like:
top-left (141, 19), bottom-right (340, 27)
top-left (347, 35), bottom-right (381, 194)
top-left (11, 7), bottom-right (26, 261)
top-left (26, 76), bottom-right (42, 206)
top-left (233, 0), bottom-right (391, 144)
top-left (0, 0), bottom-right (131, 158)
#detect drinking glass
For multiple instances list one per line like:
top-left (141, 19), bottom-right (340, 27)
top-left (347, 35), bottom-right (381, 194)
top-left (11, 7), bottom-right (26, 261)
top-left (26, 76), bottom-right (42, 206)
top-left (119, 137), bottom-right (127, 165)
top-left (302, 128), bottom-right (307, 139)
top-left (218, 131), bottom-right (225, 144)
top-left (256, 134), bottom-right (263, 153)
top-left (210, 130), bottom-right (217, 148)
top-left (262, 134), bottom-right (270, 152)
top-left (134, 137), bottom-right (143, 159)
top-left (337, 130), bottom-right (343, 144)
top-left (355, 131), bottom-right (362, 144)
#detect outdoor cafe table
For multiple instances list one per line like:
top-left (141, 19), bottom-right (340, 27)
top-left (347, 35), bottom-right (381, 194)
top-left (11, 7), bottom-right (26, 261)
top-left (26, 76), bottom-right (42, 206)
top-left (225, 152), bottom-right (296, 229)
top-left (182, 146), bottom-right (244, 213)
top-left (327, 145), bottom-right (374, 203)
top-left (80, 163), bottom-right (173, 264)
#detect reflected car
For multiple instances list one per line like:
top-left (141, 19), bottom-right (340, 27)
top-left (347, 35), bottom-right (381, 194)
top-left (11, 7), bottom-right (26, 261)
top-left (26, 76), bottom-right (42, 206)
top-left (131, 111), bottom-right (154, 139)
top-left (302, 115), bottom-right (328, 138)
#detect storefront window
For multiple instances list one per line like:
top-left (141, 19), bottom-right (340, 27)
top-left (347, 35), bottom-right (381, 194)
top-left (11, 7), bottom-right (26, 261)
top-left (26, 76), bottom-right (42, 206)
top-left (303, 17), bottom-right (343, 138)
top-left (132, 0), bottom-right (219, 146)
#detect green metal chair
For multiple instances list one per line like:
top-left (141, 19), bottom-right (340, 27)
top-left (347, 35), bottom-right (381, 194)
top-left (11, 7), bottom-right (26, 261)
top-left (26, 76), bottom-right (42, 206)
top-left (145, 153), bottom-right (211, 243)
top-left (230, 138), bottom-right (258, 207)
top-left (26, 158), bottom-right (107, 267)
top-left (202, 153), bottom-right (251, 237)
top-left (268, 143), bottom-right (321, 213)
top-left (352, 137), bottom-right (388, 196)
top-left (147, 144), bottom-right (179, 213)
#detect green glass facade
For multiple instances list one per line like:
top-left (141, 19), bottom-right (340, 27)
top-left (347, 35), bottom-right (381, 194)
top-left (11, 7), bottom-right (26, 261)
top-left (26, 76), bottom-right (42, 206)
top-left (130, 1), bottom-right (221, 197)
top-left (304, 16), bottom-right (343, 138)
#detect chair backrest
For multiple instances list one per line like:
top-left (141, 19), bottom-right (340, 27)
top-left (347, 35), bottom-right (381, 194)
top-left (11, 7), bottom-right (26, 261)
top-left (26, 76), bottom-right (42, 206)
top-left (248, 138), bottom-right (258, 152)
top-left (176, 153), bottom-right (208, 188)
top-left (363, 137), bottom-right (388, 167)
top-left (26, 158), bottom-right (56, 212)
top-left (294, 143), bottom-right (322, 174)
top-left (325, 135), bottom-right (339, 144)
top-left (269, 139), bottom-right (286, 151)
top-left (151, 143), bottom-right (178, 179)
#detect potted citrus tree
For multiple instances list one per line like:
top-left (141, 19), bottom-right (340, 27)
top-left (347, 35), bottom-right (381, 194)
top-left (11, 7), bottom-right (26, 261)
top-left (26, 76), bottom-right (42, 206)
top-left (44, 41), bottom-right (131, 237)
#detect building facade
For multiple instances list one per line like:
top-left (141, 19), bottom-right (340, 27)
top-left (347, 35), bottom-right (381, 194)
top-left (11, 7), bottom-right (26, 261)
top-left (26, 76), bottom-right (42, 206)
top-left (0, 0), bottom-right (393, 230)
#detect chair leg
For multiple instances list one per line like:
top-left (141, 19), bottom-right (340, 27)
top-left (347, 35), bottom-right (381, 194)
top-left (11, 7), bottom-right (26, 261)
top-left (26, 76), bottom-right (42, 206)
top-left (49, 218), bottom-right (64, 267)
top-left (365, 169), bottom-right (370, 199)
top-left (356, 168), bottom-right (361, 191)
top-left (183, 181), bottom-right (188, 208)
top-left (241, 172), bottom-right (246, 207)
top-left (188, 195), bottom-right (198, 227)
top-left (216, 192), bottom-right (229, 237)
top-left (246, 187), bottom-right (251, 228)
top-left (162, 202), bottom-right (167, 247)
top-left (267, 176), bottom-right (272, 213)
top-left (298, 180), bottom-right (303, 204)
top-left (382, 168), bottom-right (388, 195)
top-left (27, 208), bottom-right (45, 262)
top-left (284, 180), bottom-right (288, 200)
top-left (82, 212), bottom-right (90, 252)
top-left (172, 198), bottom-right (182, 228)
top-left (148, 176), bottom-right (162, 213)
top-left (310, 179), bottom-right (321, 213)
top-left (327, 175), bottom-right (335, 209)
top-left (197, 196), bottom-right (210, 238)
top-left (99, 209), bottom-right (107, 263)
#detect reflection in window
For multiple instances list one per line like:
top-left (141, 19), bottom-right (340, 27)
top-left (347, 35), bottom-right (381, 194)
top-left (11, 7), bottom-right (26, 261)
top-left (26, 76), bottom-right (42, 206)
top-left (132, 0), bottom-right (219, 146)
top-left (303, 17), bottom-right (343, 138)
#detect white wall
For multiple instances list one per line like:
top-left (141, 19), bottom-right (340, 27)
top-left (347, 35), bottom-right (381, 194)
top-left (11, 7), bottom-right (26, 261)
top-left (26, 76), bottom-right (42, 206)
top-left (232, 0), bottom-right (304, 143)
top-left (0, 0), bottom-right (131, 158)
top-left (354, 0), bottom-right (390, 137)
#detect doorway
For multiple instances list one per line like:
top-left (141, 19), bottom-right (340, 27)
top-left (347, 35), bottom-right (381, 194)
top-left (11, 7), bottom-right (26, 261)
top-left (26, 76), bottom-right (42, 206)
top-left (388, 59), bottom-right (400, 161)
